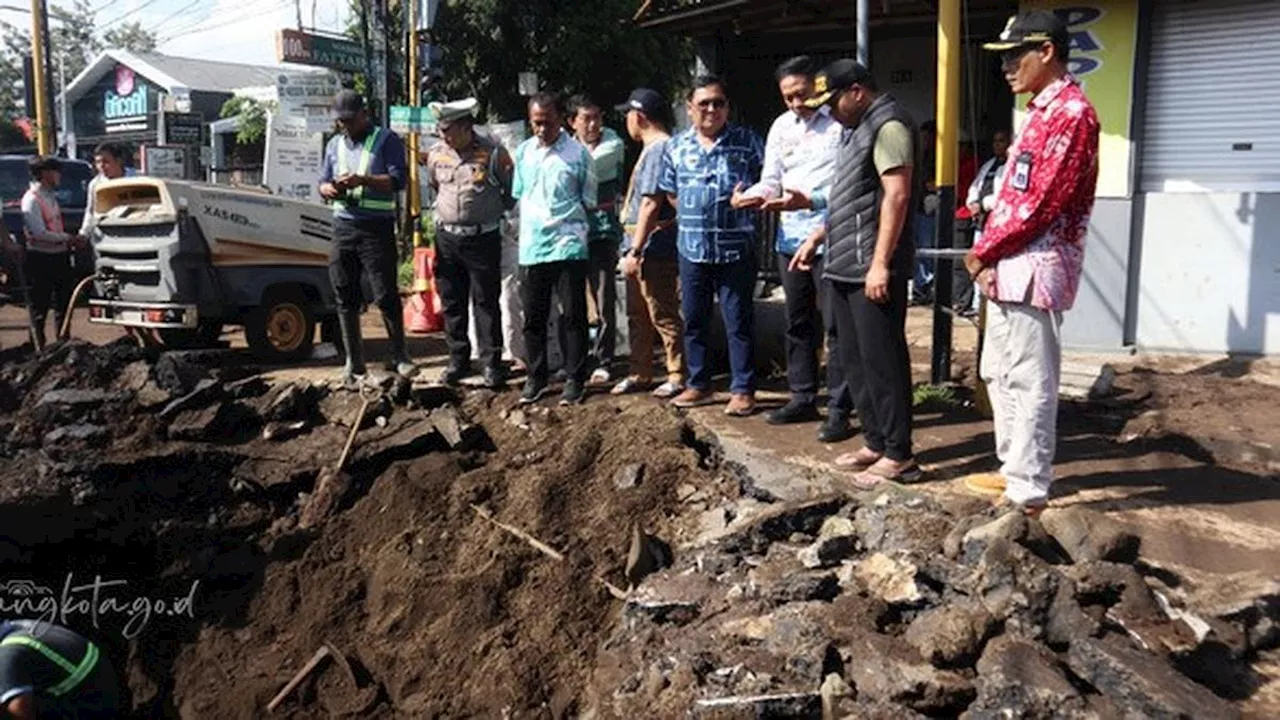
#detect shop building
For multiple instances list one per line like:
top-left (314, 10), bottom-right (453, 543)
top-left (639, 0), bottom-right (1279, 356)
top-left (57, 50), bottom-right (312, 181)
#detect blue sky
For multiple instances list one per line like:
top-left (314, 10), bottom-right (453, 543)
top-left (0, 0), bottom-right (353, 68)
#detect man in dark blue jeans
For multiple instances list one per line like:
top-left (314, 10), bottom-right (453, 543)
top-left (658, 75), bottom-right (764, 417)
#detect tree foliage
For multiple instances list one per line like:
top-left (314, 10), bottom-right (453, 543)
top-left (344, 0), bottom-right (690, 124)
top-left (103, 21), bottom-right (159, 54)
top-left (0, 0), bottom-right (157, 118)
top-left (219, 96), bottom-right (277, 145)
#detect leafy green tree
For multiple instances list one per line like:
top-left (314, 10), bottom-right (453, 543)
top-left (103, 21), bottom-right (158, 54)
top-left (343, 0), bottom-right (690, 123)
top-left (219, 96), bottom-right (277, 145)
top-left (0, 1), bottom-right (155, 120)
top-left (429, 0), bottom-right (691, 121)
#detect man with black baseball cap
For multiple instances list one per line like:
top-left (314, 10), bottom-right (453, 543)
top-left (770, 58), bottom-right (921, 489)
top-left (959, 10), bottom-right (1100, 514)
top-left (318, 89), bottom-right (415, 388)
top-left (610, 88), bottom-right (685, 400)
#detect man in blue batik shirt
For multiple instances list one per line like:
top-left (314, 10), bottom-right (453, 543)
top-left (658, 75), bottom-right (764, 417)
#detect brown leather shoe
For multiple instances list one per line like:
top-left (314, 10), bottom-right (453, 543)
top-left (724, 393), bottom-right (756, 417)
top-left (671, 387), bottom-right (716, 408)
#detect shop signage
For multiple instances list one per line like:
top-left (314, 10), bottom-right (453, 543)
top-left (141, 145), bottom-right (186, 180)
top-left (276, 29), bottom-right (364, 73)
top-left (104, 65), bottom-right (150, 133)
top-left (276, 71), bottom-right (342, 133)
top-left (1018, 1), bottom-right (1138, 198)
top-left (160, 112), bottom-right (203, 145)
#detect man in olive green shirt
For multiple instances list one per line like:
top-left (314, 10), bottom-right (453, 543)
top-left (772, 59), bottom-right (920, 491)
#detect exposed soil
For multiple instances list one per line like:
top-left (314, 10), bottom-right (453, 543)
top-left (0, 339), bottom-right (1275, 719)
top-left (1114, 366), bottom-right (1280, 473)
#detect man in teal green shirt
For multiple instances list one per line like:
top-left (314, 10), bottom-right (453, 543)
top-left (569, 95), bottom-right (625, 384)
top-left (512, 91), bottom-right (598, 406)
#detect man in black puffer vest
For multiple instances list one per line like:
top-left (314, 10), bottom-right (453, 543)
top-left (772, 59), bottom-right (921, 490)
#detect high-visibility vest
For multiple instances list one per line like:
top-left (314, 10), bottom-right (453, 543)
top-left (0, 634), bottom-right (100, 697)
top-left (334, 128), bottom-right (395, 213)
top-left (23, 188), bottom-right (68, 252)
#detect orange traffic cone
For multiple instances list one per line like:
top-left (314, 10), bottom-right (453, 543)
top-left (405, 245), bottom-right (445, 334)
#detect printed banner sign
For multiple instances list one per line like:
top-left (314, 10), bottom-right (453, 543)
top-left (263, 115), bottom-right (325, 204)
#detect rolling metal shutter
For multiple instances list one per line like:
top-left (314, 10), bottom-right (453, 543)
top-left (1140, 0), bottom-right (1280, 192)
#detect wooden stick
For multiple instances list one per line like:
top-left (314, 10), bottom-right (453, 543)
top-left (470, 504), bottom-right (565, 562)
top-left (335, 397), bottom-right (371, 472)
top-left (597, 576), bottom-right (629, 601)
top-left (267, 645), bottom-right (331, 712)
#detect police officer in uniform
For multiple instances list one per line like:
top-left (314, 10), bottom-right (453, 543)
top-left (319, 90), bottom-right (416, 388)
top-left (0, 619), bottom-right (120, 719)
top-left (421, 98), bottom-right (515, 388)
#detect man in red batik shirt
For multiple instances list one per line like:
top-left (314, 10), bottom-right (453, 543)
top-left (961, 10), bottom-right (1100, 514)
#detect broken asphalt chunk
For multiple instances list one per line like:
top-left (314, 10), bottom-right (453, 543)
top-left (716, 496), bottom-right (844, 555)
top-left (961, 635), bottom-right (1092, 719)
top-left (1065, 635), bottom-right (1241, 719)
top-left (1039, 506), bottom-right (1141, 564)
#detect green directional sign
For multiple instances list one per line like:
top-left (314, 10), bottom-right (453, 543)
top-left (390, 105), bottom-right (436, 134)
top-left (277, 29), bottom-right (365, 73)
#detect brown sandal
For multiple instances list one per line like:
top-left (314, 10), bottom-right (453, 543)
top-left (835, 447), bottom-right (882, 469)
top-left (851, 458), bottom-right (923, 490)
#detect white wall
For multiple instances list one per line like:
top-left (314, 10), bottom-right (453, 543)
top-left (1135, 192), bottom-right (1280, 355)
top-left (871, 35), bottom-right (936, 124)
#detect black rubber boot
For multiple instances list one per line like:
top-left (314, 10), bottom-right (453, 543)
top-left (337, 310), bottom-right (366, 390)
top-left (382, 312), bottom-right (418, 378)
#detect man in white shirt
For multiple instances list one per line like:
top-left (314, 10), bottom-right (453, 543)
top-left (734, 56), bottom-right (853, 442)
top-left (79, 142), bottom-right (135, 238)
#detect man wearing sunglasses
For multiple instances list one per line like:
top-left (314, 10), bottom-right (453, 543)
top-left (657, 76), bottom-right (765, 416)
top-left (961, 11), bottom-right (1100, 514)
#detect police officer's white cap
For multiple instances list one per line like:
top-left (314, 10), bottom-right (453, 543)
top-left (431, 98), bottom-right (479, 127)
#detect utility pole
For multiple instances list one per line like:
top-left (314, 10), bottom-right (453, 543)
top-left (406, 0), bottom-right (421, 249)
top-left (28, 0), bottom-right (52, 154)
top-left (930, 0), bottom-right (960, 385)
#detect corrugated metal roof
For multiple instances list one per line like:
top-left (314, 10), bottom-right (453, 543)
top-left (126, 52), bottom-right (289, 94)
top-left (58, 49), bottom-right (327, 107)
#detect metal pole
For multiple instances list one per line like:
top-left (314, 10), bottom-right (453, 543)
top-left (856, 0), bottom-right (869, 68)
top-left (930, 0), bottom-right (960, 385)
top-left (29, 0), bottom-right (52, 154)
top-left (407, 0), bottom-right (422, 249)
top-left (57, 52), bottom-right (66, 151)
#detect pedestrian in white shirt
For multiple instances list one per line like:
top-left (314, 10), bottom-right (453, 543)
top-left (734, 56), bottom-right (854, 442)
top-left (79, 142), bottom-right (135, 238)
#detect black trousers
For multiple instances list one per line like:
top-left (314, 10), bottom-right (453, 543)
top-left (329, 216), bottom-right (401, 321)
top-left (777, 252), bottom-right (853, 413)
top-left (522, 259), bottom-right (588, 386)
top-left (830, 275), bottom-right (914, 461)
top-left (25, 251), bottom-right (74, 341)
top-left (559, 238), bottom-right (618, 369)
top-left (436, 228), bottom-right (502, 370)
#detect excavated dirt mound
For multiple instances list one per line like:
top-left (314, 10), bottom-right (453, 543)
top-left (0, 340), bottom-right (1276, 718)
top-left (168, 400), bottom-right (728, 718)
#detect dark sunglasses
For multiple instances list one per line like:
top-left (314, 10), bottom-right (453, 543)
top-left (695, 97), bottom-right (727, 110)
top-left (1000, 42), bottom-right (1047, 69)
